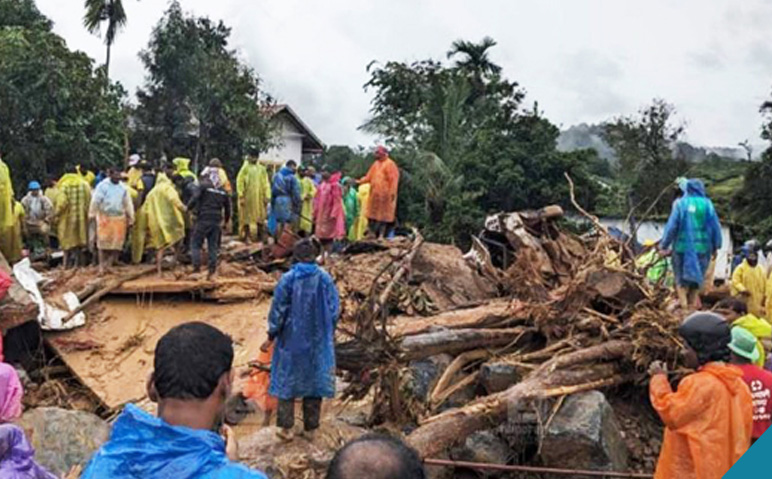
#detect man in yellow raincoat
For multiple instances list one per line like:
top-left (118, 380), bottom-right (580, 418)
top-left (352, 183), bottom-right (371, 241)
top-left (715, 298), bottom-right (771, 368)
top-left (0, 154), bottom-right (15, 257)
top-left (132, 173), bottom-right (186, 275)
top-left (55, 165), bottom-right (92, 268)
top-left (127, 154), bottom-right (142, 188)
top-left (236, 156), bottom-right (270, 243)
top-left (298, 166), bottom-right (316, 234)
top-left (172, 158), bottom-right (197, 181)
top-left (731, 250), bottom-right (766, 318)
top-left (0, 201), bottom-right (24, 264)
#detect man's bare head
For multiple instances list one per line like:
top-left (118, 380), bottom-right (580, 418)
top-left (326, 435), bottom-right (425, 479)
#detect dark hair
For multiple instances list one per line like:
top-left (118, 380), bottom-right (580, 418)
top-left (713, 298), bottom-right (748, 316)
top-left (286, 160), bottom-right (297, 168)
top-left (326, 434), bottom-right (426, 479)
top-left (153, 322), bottom-right (234, 400)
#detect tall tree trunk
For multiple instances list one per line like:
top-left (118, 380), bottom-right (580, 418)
top-left (105, 42), bottom-right (111, 78)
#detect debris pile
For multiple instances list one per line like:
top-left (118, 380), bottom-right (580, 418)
top-left (333, 204), bottom-right (681, 474)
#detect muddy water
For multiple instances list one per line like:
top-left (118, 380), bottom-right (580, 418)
top-left (47, 296), bottom-right (270, 409)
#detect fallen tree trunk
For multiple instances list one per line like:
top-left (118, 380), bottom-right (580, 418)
top-left (400, 327), bottom-right (534, 361)
top-left (113, 278), bottom-right (274, 295)
top-left (407, 340), bottom-right (633, 458)
top-left (392, 301), bottom-right (515, 337)
top-left (62, 266), bottom-right (156, 324)
top-left (0, 253), bottom-right (39, 331)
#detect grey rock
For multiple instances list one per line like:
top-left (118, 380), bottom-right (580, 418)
top-left (17, 407), bottom-right (111, 476)
top-left (451, 430), bottom-right (511, 477)
top-left (405, 354), bottom-right (452, 402)
top-left (539, 391), bottom-right (628, 471)
top-left (479, 362), bottom-right (520, 394)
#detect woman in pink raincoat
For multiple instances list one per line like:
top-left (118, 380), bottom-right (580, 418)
top-left (313, 170), bottom-right (345, 261)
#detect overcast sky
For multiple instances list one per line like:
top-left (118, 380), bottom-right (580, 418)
top-left (36, 0), bottom-right (772, 150)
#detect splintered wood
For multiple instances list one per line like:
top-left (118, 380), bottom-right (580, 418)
top-left (334, 205), bottom-right (683, 458)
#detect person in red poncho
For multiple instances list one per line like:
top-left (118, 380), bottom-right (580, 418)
top-left (358, 146), bottom-right (399, 239)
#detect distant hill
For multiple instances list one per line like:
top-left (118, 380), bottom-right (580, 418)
top-left (557, 123), bottom-right (755, 163)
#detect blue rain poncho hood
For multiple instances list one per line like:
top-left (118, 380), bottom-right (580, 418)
top-left (661, 178), bottom-right (722, 286)
top-left (268, 262), bottom-right (340, 399)
top-left (271, 167), bottom-right (302, 223)
top-left (81, 405), bottom-right (266, 479)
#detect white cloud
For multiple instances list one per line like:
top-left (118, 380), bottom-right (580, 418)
top-left (35, 0), bottom-right (772, 148)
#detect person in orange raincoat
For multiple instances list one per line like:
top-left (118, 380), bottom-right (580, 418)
top-left (649, 312), bottom-right (753, 479)
top-left (358, 146), bottom-right (399, 239)
top-left (242, 343), bottom-right (278, 426)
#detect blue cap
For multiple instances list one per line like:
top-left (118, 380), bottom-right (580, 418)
top-left (28, 181), bottom-right (41, 190)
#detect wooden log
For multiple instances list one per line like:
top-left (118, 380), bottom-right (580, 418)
top-left (61, 265), bottom-right (156, 324)
top-left (391, 301), bottom-right (515, 337)
top-left (407, 340), bottom-right (633, 458)
top-left (400, 327), bottom-right (533, 361)
top-left (114, 278), bottom-right (275, 296)
top-left (372, 231), bottom-right (425, 319)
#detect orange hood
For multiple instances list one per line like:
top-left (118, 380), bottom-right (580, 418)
top-left (700, 362), bottom-right (746, 396)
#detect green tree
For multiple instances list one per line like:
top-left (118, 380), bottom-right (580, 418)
top-left (602, 99), bottom-right (688, 214)
top-left (362, 39), bottom-right (599, 245)
top-left (0, 0), bottom-right (126, 190)
top-left (83, 0), bottom-right (127, 77)
top-left (132, 2), bottom-right (274, 176)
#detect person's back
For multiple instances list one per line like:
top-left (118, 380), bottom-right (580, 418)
top-left (82, 322), bottom-right (266, 479)
top-left (192, 183), bottom-right (230, 226)
top-left (666, 180), bottom-right (721, 255)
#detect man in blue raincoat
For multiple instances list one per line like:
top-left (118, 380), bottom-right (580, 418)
top-left (660, 178), bottom-right (722, 311)
top-left (271, 160), bottom-right (302, 241)
top-left (262, 238), bottom-right (340, 441)
top-left (81, 323), bottom-right (267, 479)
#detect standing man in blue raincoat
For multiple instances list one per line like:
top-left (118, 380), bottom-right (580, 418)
top-left (271, 160), bottom-right (302, 241)
top-left (261, 238), bottom-right (340, 441)
top-left (81, 323), bottom-right (267, 479)
top-left (660, 178), bottom-right (723, 311)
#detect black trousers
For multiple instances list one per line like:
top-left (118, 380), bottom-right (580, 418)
top-left (191, 222), bottom-right (221, 274)
top-left (277, 397), bottom-right (322, 431)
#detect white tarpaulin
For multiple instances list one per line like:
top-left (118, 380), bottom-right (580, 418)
top-left (12, 259), bottom-right (85, 330)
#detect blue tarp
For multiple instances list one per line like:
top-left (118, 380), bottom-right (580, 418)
top-left (268, 262), bottom-right (340, 399)
top-left (81, 405), bottom-right (266, 479)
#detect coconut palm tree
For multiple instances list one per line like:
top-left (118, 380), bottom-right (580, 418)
top-left (447, 37), bottom-right (502, 77)
top-left (83, 0), bottom-right (127, 77)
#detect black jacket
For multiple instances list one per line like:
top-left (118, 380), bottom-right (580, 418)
top-left (186, 184), bottom-right (231, 225)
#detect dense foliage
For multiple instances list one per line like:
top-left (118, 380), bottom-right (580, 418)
top-left (359, 39), bottom-right (601, 245)
top-left (0, 0), bottom-right (126, 190)
top-left (601, 99), bottom-right (690, 216)
top-left (131, 1), bottom-right (274, 176)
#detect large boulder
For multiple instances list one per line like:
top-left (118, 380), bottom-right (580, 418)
top-left (539, 391), bottom-right (628, 471)
top-left (479, 362), bottom-right (520, 394)
top-left (404, 354), bottom-right (453, 402)
top-left (17, 407), bottom-right (110, 476)
top-left (451, 430), bottom-right (511, 477)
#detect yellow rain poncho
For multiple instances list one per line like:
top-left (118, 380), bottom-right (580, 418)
top-left (236, 160), bottom-right (270, 239)
top-left (731, 260), bottom-right (766, 318)
top-left (0, 201), bottom-right (24, 263)
top-left (55, 173), bottom-right (92, 250)
top-left (172, 158), bottom-right (197, 180)
top-left (733, 314), bottom-right (772, 367)
top-left (299, 176), bottom-right (316, 233)
top-left (133, 174), bottom-right (185, 260)
top-left (127, 167), bottom-right (142, 190)
top-left (352, 183), bottom-right (370, 241)
top-left (0, 159), bottom-right (14, 229)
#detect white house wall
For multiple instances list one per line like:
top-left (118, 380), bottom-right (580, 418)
top-left (263, 117), bottom-right (304, 166)
top-left (599, 218), bottom-right (733, 281)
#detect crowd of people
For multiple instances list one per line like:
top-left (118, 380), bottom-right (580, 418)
top-left (0, 145), bottom-right (400, 277)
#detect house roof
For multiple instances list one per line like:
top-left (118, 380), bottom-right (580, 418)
top-left (271, 104), bottom-right (325, 153)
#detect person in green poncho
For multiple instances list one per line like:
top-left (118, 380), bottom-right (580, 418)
top-left (341, 177), bottom-right (360, 241)
top-left (636, 239), bottom-right (673, 287)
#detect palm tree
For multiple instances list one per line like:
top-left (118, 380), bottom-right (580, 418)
top-left (447, 37), bottom-right (502, 77)
top-left (83, 0), bottom-right (127, 77)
